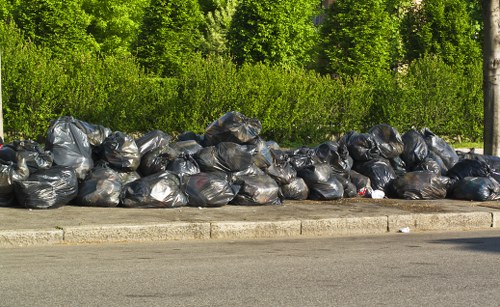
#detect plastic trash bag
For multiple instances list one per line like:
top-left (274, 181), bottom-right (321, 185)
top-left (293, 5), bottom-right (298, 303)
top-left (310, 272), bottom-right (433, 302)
top-left (458, 150), bottom-right (500, 173)
top-left (425, 150), bottom-right (447, 175)
top-left (446, 159), bottom-right (491, 181)
top-left (348, 170), bottom-right (372, 193)
top-left (297, 163), bottom-right (334, 184)
top-left (101, 131), bottom-right (141, 171)
top-left (401, 128), bottom-right (428, 171)
top-left (413, 157), bottom-right (441, 175)
top-left (342, 131), bottom-right (380, 161)
top-left (120, 171), bottom-right (187, 208)
top-left (73, 119), bottom-right (112, 147)
top-left (449, 176), bottom-right (500, 201)
top-left (230, 174), bottom-right (282, 205)
top-left (0, 152), bottom-right (30, 207)
top-left (135, 130), bottom-right (172, 157)
top-left (14, 166), bottom-right (78, 209)
top-left (306, 175), bottom-right (344, 200)
top-left (281, 177), bottom-right (309, 200)
top-left (75, 163), bottom-right (122, 207)
top-left (368, 124), bottom-right (404, 159)
top-left (265, 149), bottom-right (297, 185)
top-left (389, 171), bottom-right (450, 200)
top-left (171, 140), bottom-right (203, 155)
top-left (11, 140), bottom-right (53, 173)
top-left (245, 137), bottom-right (273, 169)
top-left (177, 131), bottom-right (206, 146)
top-left (182, 172), bottom-right (238, 207)
top-left (352, 158), bottom-right (397, 191)
top-left (45, 116), bottom-right (93, 180)
top-left (204, 111), bottom-right (262, 146)
top-left (314, 141), bottom-right (352, 173)
top-left (232, 164), bottom-right (266, 181)
top-left (421, 127), bottom-right (459, 170)
top-left (116, 170), bottom-right (141, 185)
top-left (167, 153), bottom-right (200, 177)
top-left (390, 156), bottom-right (407, 176)
top-left (195, 142), bottom-right (253, 173)
top-left (138, 145), bottom-right (179, 176)
top-left (288, 146), bottom-right (316, 170)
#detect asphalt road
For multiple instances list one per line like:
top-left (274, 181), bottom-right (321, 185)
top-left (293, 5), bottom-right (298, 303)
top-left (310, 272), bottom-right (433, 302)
top-left (1, 230), bottom-right (500, 307)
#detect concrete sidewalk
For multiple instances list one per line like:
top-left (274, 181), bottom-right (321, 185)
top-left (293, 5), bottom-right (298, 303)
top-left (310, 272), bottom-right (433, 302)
top-left (1, 198), bottom-right (500, 247)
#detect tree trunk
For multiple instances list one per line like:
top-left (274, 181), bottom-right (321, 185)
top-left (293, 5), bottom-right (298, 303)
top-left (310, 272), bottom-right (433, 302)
top-left (483, 0), bottom-right (500, 156)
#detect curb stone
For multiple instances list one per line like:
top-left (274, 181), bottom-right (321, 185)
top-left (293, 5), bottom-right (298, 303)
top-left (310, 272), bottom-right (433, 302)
top-left (0, 211), bottom-right (499, 247)
top-left (210, 220), bottom-right (301, 239)
top-left (388, 212), bottom-right (493, 232)
top-left (301, 216), bottom-right (388, 236)
top-left (0, 229), bottom-right (64, 247)
top-left (63, 223), bottom-right (211, 244)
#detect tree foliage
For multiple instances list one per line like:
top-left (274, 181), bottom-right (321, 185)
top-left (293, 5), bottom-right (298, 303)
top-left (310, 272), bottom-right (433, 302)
top-left (82, 0), bottom-right (149, 56)
top-left (318, 0), bottom-right (396, 76)
top-left (201, 0), bottom-right (237, 56)
top-left (401, 0), bottom-right (481, 67)
top-left (12, 0), bottom-right (97, 56)
top-left (228, 0), bottom-right (319, 68)
top-left (134, 0), bottom-right (205, 76)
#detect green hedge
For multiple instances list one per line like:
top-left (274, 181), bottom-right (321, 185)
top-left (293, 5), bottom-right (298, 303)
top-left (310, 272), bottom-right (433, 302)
top-left (0, 23), bottom-right (483, 145)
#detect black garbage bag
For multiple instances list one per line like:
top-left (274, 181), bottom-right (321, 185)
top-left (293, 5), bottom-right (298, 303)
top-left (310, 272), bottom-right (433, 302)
top-left (101, 131), bottom-right (141, 171)
top-left (11, 140), bottom-right (53, 173)
top-left (348, 170), bottom-right (372, 193)
top-left (138, 145), bottom-right (179, 176)
top-left (342, 131), bottom-right (380, 161)
top-left (449, 176), bottom-right (500, 201)
top-left (296, 163), bottom-right (343, 200)
top-left (135, 130), bottom-right (172, 157)
top-left (167, 153), bottom-right (200, 177)
top-left (401, 128), bottom-right (428, 171)
top-left (390, 171), bottom-right (450, 200)
top-left (421, 127), bottom-right (459, 170)
top-left (307, 175), bottom-right (344, 200)
top-left (45, 116), bottom-right (93, 180)
top-left (120, 171), bottom-right (187, 208)
top-left (266, 140), bottom-right (280, 150)
top-left (281, 177), bottom-right (309, 200)
top-left (288, 146), bottom-right (316, 170)
top-left (265, 149), bottom-right (297, 185)
top-left (368, 124), bottom-right (404, 159)
top-left (171, 140), bottom-right (203, 155)
top-left (414, 157), bottom-right (441, 175)
top-left (182, 172), bottom-right (238, 207)
top-left (73, 119), bottom-right (112, 147)
top-left (75, 163), bottom-right (122, 207)
top-left (0, 153), bottom-right (30, 207)
top-left (297, 163), bottom-right (334, 184)
top-left (314, 141), bottom-right (352, 173)
top-left (177, 131), bottom-right (206, 146)
top-left (0, 145), bottom-right (17, 162)
top-left (390, 156), bottom-right (407, 176)
top-left (230, 174), bottom-right (282, 205)
top-left (446, 159), bottom-right (491, 181)
top-left (14, 165), bottom-right (78, 209)
top-left (330, 173), bottom-right (357, 198)
top-left (352, 158), bottom-right (397, 192)
top-left (245, 137), bottom-right (273, 169)
top-left (457, 150), bottom-right (500, 173)
top-left (425, 150), bottom-right (448, 175)
top-left (116, 170), bottom-right (141, 185)
top-left (231, 164), bottom-right (266, 181)
top-left (194, 142), bottom-right (252, 173)
top-left (204, 111), bottom-right (262, 146)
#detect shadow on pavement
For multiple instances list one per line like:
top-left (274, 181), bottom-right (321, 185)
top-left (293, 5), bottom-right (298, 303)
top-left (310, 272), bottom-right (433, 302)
top-left (432, 237), bottom-right (500, 254)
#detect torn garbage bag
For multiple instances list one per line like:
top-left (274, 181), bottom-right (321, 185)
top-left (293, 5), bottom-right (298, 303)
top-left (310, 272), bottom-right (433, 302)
top-left (14, 166), bottom-right (78, 209)
top-left (120, 171), bottom-right (187, 208)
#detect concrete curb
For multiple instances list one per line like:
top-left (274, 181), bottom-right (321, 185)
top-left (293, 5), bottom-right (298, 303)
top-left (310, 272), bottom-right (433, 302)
top-left (1, 211), bottom-right (499, 247)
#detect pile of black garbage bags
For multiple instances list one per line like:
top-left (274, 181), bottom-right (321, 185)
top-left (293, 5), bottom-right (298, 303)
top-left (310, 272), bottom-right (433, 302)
top-left (0, 112), bottom-right (499, 209)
